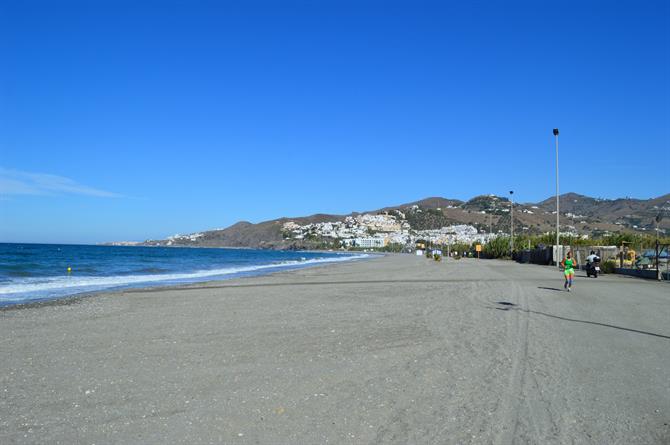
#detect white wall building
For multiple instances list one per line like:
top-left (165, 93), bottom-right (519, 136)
top-left (342, 237), bottom-right (387, 248)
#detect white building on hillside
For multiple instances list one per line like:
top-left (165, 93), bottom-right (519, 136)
top-left (342, 237), bottom-right (387, 248)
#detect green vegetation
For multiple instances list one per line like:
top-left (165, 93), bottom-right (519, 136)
top-left (405, 208), bottom-right (453, 230)
top-left (601, 260), bottom-right (616, 274)
top-left (297, 238), bottom-right (343, 250)
top-left (599, 232), bottom-right (670, 248)
top-left (480, 232), bottom-right (670, 259)
top-left (483, 236), bottom-right (512, 259)
top-left (526, 232), bottom-right (669, 248)
top-left (462, 195), bottom-right (508, 212)
top-left (450, 242), bottom-right (472, 255)
top-left (418, 232), bottom-right (670, 261)
top-left (379, 243), bottom-right (405, 253)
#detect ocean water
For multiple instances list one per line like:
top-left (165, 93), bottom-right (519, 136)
top-left (0, 243), bottom-right (368, 307)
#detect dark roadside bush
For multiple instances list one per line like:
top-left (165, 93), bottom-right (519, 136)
top-left (601, 260), bottom-right (616, 274)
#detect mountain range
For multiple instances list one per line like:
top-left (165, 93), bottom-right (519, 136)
top-left (130, 193), bottom-right (670, 249)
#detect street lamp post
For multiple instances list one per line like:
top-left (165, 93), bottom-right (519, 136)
top-left (553, 128), bottom-right (560, 266)
top-left (509, 190), bottom-right (514, 257)
top-left (489, 198), bottom-right (494, 237)
top-left (656, 213), bottom-right (663, 280)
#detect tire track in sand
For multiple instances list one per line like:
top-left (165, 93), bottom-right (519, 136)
top-left (484, 263), bottom-right (561, 444)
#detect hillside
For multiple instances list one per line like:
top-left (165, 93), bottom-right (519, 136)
top-left (537, 193), bottom-right (670, 230)
top-left (138, 193), bottom-right (670, 249)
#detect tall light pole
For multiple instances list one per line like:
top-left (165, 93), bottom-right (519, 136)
top-left (656, 213), bottom-right (663, 280)
top-left (553, 128), bottom-right (560, 266)
top-left (489, 197), bottom-right (494, 237)
top-left (509, 190), bottom-right (514, 257)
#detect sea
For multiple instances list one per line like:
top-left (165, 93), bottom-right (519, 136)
top-left (0, 243), bottom-right (369, 307)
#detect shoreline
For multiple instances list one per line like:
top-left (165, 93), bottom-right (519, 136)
top-left (0, 252), bottom-right (383, 312)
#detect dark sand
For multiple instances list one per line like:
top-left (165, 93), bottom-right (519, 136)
top-left (1, 255), bottom-right (669, 444)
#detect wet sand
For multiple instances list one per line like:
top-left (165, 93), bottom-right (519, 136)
top-left (1, 255), bottom-right (669, 444)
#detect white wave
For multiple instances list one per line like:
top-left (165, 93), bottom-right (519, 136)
top-left (0, 254), bottom-right (370, 301)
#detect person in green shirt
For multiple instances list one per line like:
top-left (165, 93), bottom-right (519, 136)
top-left (561, 251), bottom-right (577, 292)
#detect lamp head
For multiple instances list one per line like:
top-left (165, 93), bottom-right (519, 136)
top-left (553, 128), bottom-right (559, 136)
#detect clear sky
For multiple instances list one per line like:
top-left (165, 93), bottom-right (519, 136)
top-left (1, 0), bottom-right (668, 244)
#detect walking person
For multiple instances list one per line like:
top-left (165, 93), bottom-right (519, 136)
top-left (561, 251), bottom-right (577, 291)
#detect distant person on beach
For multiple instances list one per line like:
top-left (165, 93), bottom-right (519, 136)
top-left (561, 251), bottom-right (577, 292)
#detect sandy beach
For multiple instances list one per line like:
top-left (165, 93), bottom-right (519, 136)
top-left (1, 254), bottom-right (669, 444)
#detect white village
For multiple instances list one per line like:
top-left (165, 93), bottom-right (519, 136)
top-left (281, 209), bottom-right (498, 249)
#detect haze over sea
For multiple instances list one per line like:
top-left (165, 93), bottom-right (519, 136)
top-left (0, 243), bottom-right (367, 307)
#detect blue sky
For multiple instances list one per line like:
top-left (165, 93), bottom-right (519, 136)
top-left (1, 0), bottom-right (668, 244)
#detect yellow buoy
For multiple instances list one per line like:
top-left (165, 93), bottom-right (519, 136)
top-left (67, 267), bottom-right (72, 273)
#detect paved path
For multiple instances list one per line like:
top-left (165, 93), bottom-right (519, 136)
top-left (1, 255), bottom-right (669, 444)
